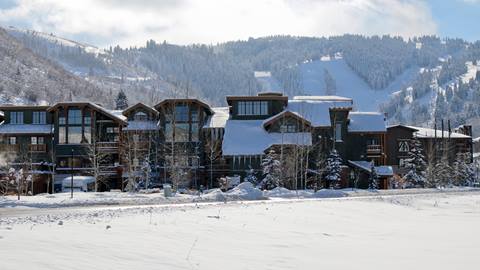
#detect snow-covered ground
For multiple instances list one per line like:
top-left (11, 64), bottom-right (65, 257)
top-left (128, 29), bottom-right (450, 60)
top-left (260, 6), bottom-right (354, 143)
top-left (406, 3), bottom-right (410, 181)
top-left (1, 184), bottom-right (478, 209)
top-left (1, 190), bottom-right (479, 269)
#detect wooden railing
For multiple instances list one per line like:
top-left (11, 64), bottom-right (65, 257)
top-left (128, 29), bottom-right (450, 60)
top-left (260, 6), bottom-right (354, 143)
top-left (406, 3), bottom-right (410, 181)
top-left (96, 142), bottom-right (119, 153)
top-left (0, 144), bottom-right (20, 152)
top-left (29, 144), bottom-right (47, 153)
top-left (366, 144), bottom-right (382, 154)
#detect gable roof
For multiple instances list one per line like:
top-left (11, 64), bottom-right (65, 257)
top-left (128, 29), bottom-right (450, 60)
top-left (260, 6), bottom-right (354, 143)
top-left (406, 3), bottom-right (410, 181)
top-left (154, 98), bottom-right (213, 114)
top-left (348, 160), bottom-right (393, 177)
top-left (287, 98), bottom-right (352, 127)
top-left (262, 110), bottom-right (311, 129)
top-left (47, 102), bottom-right (127, 125)
top-left (122, 103), bottom-right (158, 117)
top-left (222, 120), bottom-right (312, 155)
top-left (348, 112), bottom-right (386, 133)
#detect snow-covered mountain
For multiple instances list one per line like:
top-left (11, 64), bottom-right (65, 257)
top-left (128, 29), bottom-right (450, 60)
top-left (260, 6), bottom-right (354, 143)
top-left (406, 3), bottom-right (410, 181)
top-left (3, 27), bottom-right (480, 134)
top-left (0, 27), bottom-right (113, 106)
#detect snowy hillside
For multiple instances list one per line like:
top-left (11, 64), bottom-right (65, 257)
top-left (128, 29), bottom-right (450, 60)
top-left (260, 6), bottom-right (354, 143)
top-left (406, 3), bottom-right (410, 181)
top-left (0, 27), bottom-right (111, 106)
top-left (300, 56), bottom-right (420, 111)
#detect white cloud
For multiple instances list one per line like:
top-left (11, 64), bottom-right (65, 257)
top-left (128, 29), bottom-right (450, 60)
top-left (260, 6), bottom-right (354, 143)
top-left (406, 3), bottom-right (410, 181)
top-left (0, 0), bottom-right (438, 47)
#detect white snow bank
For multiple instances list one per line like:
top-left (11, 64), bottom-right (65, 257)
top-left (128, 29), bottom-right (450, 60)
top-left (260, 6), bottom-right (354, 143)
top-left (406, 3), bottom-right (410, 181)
top-left (225, 182), bottom-right (265, 200)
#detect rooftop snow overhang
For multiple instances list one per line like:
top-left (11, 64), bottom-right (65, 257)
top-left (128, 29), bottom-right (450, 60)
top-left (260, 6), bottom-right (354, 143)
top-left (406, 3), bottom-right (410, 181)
top-left (47, 102), bottom-right (127, 125)
top-left (122, 103), bottom-right (158, 117)
top-left (262, 110), bottom-right (312, 130)
top-left (154, 98), bottom-right (213, 115)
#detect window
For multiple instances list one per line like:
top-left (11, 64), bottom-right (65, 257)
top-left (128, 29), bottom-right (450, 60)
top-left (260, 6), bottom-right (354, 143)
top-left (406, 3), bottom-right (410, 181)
top-left (84, 110), bottom-right (91, 125)
top-left (133, 134), bottom-right (140, 143)
top-left (335, 122), bottom-right (342, 142)
top-left (238, 101), bottom-right (268, 116)
top-left (106, 127), bottom-right (119, 133)
top-left (398, 141), bottom-right (409, 152)
top-left (175, 123), bottom-right (189, 142)
top-left (83, 126), bottom-right (91, 143)
top-left (59, 126), bottom-right (66, 144)
top-left (31, 136), bottom-right (45, 145)
top-left (280, 124), bottom-right (297, 133)
top-left (68, 109), bottom-right (82, 125)
top-left (10, 112), bottom-right (24, 124)
top-left (8, 137), bottom-right (16, 145)
top-left (260, 101), bottom-right (268, 115)
top-left (134, 111), bottom-right (148, 121)
top-left (190, 108), bottom-right (198, 122)
top-left (175, 105), bottom-right (189, 122)
top-left (33, 111), bottom-right (46, 124)
top-left (191, 124), bottom-right (199, 142)
top-left (399, 159), bottom-right (407, 167)
top-left (68, 126), bottom-right (82, 144)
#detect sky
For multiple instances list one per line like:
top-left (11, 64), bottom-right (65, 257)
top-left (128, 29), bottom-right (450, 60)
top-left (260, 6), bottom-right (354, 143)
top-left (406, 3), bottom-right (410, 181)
top-left (0, 0), bottom-right (478, 48)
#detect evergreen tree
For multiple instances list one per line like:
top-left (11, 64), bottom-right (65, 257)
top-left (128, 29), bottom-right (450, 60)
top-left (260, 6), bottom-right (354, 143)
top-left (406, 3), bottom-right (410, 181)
top-left (402, 137), bottom-right (427, 187)
top-left (324, 149), bottom-right (342, 188)
top-left (115, 90), bottom-right (129, 110)
top-left (433, 154), bottom-right (454, 187)
top-left (453, 152), bottom-right (475, 186)
top-left (260, 149), bottom-right (282, 190)
top-left (369, 162), bottom-right (379, 190)
top-left (244, 166), bottom-right (258, 186)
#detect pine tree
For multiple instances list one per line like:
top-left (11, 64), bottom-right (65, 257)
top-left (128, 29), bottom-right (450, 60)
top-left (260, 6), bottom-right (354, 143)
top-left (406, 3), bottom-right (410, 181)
top-left (244, 166), bottom-right (258, 186)
top-left (260, 149), bottom-right (282, 190)
top-left (324, 149), bottom-right (342, 188)
top-left (369, 162), bottom-right (379, 190)
top-left (115, 90), bottom-right (129, 110)
top-left (433, 154), bottom-right (454, 187)
top-left (453, 152), bottom-right (475, 186)
top-left (402, 137), bottom-right (427, 187)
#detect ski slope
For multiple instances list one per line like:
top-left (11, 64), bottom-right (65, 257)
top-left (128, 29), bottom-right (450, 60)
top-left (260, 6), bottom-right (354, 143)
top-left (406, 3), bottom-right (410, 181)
top-left (299, 57), bottom-right (420, 111)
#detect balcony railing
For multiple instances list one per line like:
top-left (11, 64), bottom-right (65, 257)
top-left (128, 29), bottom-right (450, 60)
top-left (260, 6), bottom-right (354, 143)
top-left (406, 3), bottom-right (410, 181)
top-left (96, 142), bottom-right (119, 152)
top-left (366, 144), bottom-right (382, 154)
top-left (0, 144), bottom-right (20, 152)
top-left (29, 144), bottom-right (47, 153)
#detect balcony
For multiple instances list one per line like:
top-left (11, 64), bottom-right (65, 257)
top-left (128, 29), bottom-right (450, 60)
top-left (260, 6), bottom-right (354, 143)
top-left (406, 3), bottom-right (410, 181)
top-left (29, 144), bottom-right (47, 153)
top-left (366, 144), bottom-right (382, 155)
top-left (96, 142), bottom-right (119, 153)
top-left (0, 144), bottom-right (19, 152)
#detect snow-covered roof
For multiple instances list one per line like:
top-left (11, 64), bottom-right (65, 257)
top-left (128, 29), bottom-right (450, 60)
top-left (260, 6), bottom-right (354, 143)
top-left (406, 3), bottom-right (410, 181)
top-left (293, 95), bottom-right (353, 102)
top-left (348, 112), bottom-right (386, 133)
top-left (473, 137), bottom-right (480, 143)
top-left (204, 107), bottom-right (230, 129)
top-left (408, 126), bottom-right (471, 139)
top-left (287, 98), bottom-right (353, 127)
top-left (348, 160), bottom-right (393, 177)
top-left (222, 120), bottom-right (312, 156)
top-left (108, 110), bottom-right (127, 122)
top-left (0, 124), bottom-right (53, 134)
top-left (262, 110), bottom-right (311, 128)
top-left (124, 121), bottom-right (158, 131)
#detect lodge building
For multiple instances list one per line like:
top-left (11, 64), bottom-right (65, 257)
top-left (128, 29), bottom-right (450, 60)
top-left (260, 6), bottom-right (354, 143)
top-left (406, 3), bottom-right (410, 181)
top-left (0, 93), bottom-right (473, 194)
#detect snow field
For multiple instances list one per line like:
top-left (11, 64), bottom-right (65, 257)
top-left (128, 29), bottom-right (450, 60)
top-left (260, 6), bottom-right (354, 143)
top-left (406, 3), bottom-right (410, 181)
top-left (1, 192), bottom-right (480, 270)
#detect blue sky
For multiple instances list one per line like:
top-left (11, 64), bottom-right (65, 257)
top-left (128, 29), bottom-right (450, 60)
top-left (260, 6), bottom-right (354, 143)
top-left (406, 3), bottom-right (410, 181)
top-left (0, 0), bottom-right (478, 47)
top-left (429, 0), bottom-right (480, 41)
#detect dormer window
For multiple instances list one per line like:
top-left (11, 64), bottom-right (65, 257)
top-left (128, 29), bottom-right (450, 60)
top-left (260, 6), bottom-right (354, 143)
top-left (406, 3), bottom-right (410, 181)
top-left (238, 101), bottom-right (268, 116)
top-left (280, 124), bottom-right (297, 133)
top-left (134, 111), bottom-right (148, 121)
